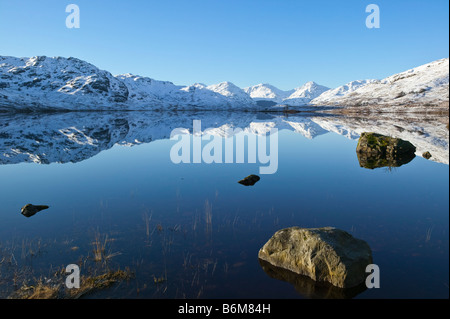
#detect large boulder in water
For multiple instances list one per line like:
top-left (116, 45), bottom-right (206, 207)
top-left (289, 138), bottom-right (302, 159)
top-left (356, 132), bottom-right (416, 169)
top-left (258, 227), bottom-right (373, 288)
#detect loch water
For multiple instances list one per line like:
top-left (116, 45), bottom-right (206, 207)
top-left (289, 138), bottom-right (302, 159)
top-left (0, 111), bottom-right (448, 299)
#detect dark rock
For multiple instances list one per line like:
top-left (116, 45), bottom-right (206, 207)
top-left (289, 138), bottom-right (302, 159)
top-left (89, 77), bottom-right (110, 94)
top-left (21, 204), bottom-right (50, 218)
top-left (238, 174), bottom-right (260, 186)
top-left (256, 100), bottom-right (278, 107)
top-left (395, 91), bottom-right (407, 99)
top-left (356, 132), bottom-right (416, 169)
top-left (112, 81), bottom-right (130, 103)
top-left (422, 151), bottom-right (432, 160)
top-left (9, 68), bottom-right (26, 75)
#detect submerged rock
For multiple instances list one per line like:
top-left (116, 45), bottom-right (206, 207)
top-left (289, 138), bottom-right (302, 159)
top-left (258, 227), bottom-right (373, 288)
top-left (356, 132), bottom-right (416, 169)
top-left (259, 259), bottom-right (367, 299)
top-left (356, 150), bottom-right (416, 169)
top-left (238, 174), bottom-right (260, 186)
top-left (21, 204), bottom-right (49, 218)
top-left (422, 151), bottom-right (432, 160)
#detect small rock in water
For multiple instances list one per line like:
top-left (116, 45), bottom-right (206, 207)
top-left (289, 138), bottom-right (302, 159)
top-left (422, 151), bottom-right (432, 160)
top-left (21, 204), bottom-right (50, 218)
top-left (238, 175), bottom-right (260, 186)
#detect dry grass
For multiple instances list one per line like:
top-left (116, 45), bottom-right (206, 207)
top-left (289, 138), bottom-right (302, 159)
top-left (66, 268), bottom-right (133, 299)
top-left (204, 200), bottom-right (212, 234)
top-left (143, 210), bottom-right (153, 238)
top-left (425, 226), bottom-right (434, 243)
top-left (153, 275), bottom-right (167, 284)
top-left (10, 281), bottom-right (60, 299)
top-left (91, 232), bottom-right (121, 263)
top-left (2, 228), bottom-right (134, 299)
top-left (9, 268), bottom-right (133, 299)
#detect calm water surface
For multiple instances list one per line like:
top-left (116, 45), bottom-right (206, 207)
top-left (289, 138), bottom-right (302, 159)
top-left (0, 111), bottom-right (448, 299)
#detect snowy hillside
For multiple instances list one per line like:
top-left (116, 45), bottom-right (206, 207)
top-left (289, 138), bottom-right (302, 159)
top-left (243, 84), bottom-right (294, 104)
top-left (0, 56), bottom-right (130, 111)
top-left (0, 56), bottom-right (257, 111)
top-left (311, 58), bottom-right (449, 107)
top-left (0, 55), bottom-right (448, 111)
top-left (206, 82), bottom-right (255, 106)
top-left (311, 79), bottom-right (378, 105)
top-left (282, 81), bottom-right (330, 106)
top-left (243, 82), bottom-right (330, 106)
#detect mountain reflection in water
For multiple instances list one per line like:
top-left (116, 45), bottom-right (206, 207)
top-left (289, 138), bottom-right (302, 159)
top-left (0, 111), bottom-right (448, 166)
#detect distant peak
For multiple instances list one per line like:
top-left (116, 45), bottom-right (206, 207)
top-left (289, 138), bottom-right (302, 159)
top-left (216, 81), bottom-right (235, 86)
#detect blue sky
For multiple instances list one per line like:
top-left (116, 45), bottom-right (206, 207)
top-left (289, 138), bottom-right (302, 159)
top-left (0, 0), bottom-right (448, 90)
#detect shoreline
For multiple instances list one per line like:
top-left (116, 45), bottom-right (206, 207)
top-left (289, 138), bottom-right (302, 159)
top-left (0, 104), bottom-right (448, 116)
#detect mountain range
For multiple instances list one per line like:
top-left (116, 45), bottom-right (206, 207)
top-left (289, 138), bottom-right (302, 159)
top-left (0, 55), bottom-right (448, 111)
top-left (243, 81), bottom-right (330, 106)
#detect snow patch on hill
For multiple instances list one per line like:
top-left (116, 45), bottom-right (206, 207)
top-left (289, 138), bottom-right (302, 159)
top-left (311, 58), bottom-right (449, 107)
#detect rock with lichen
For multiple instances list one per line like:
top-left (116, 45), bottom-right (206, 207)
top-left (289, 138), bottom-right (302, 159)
top-left (258, 227), bottom-right (373, 288)
top-left (356, 132), bottom-right (416, 169)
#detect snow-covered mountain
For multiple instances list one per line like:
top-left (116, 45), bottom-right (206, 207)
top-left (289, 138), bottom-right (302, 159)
top-left (282, 81), bottom-right (330, 106)
top-left (206, 82), bottom-right (255, 105)
top-left (243, 83), bottom-right (294, 104)
top-left (310, 79), bottom-right (378, 105)
top-left (1, 55), bottom-right (448, 111)
top-left (0, 56), bottom-right (257, 111)
top-left (114, 73), bottom-right (181, 107)
top-left (311, 58), bottom-right (449, 107)
top-left (0, 56), bottom-right (131, 111)
top-left (243, 82), bottom-right (330, 106)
